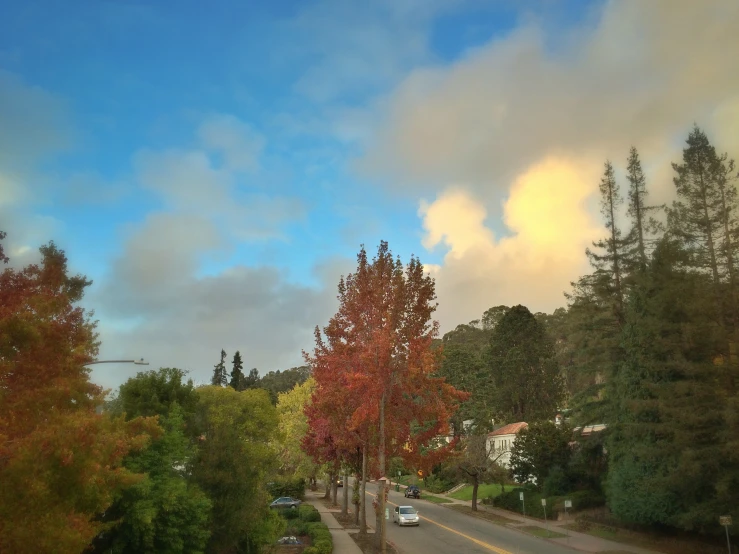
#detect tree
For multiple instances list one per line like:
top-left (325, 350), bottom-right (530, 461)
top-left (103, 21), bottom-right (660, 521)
top-left (508, 421), bottom-right (572, 489)
top-left (0, 230), bottom-right (7, 264)
top-left (454, 433), bottom-right (508, 511)
top-left (274, 377), bottom-right (318, 479)
top-left (242, 367), bottom-right (260, 390)
top-left (625, 147), bottom-right (662, 273)
top-left (485, 305), bottom-right (564, 422)
top-left (306, 241), bottom-right (467, 552)
top-left (259, 366), bottom-right (311, 404)
top-left (93, 404), bottom-right (212, 554)
top-left (606, 238), bottom-right (738, 532)
top-left (192, 386), bottom-right (280, 553)
top-left (210, 349), bottom-right (228, 387)
top-left (668, 125), bottom-right (738, 326)
top-left (586, 160), bottom-right (628, 324)
top-left (0, 240), bottom-right (159, 553)
top-left (108, 367), bottom-right (198, 423)
top-left (229, 351), bottom-right (245, 391)
top-left (91, 368), bottom-right (211, 554)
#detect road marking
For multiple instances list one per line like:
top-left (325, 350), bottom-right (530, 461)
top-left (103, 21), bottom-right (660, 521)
top-left (366, 491), bottom-right (513, 554)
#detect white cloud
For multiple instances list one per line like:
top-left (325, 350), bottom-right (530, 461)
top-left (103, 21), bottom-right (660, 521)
top-left (421, 159), bottom-right (602, 330)
top-left (134, 114), bottom-right (306, 241)
top-left (91, 216), bottom-right (353, 390)
top-left (357, 0), bottom-right (739, 329)
top-left (198, 113), bottom-right (264, 172)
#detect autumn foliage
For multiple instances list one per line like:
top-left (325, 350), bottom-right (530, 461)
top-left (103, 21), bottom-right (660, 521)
top-left (0, 239), bottom-right (159, 553)
top-left (304, 241), bottom-right (467, 475)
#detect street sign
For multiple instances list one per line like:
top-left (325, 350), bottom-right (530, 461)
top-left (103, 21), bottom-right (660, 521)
top-left (398, 470), bottom-right (401, 477)
top-left (565, 500), bottom-right (572, 508)
top-left (385, 508), bottom-right (389, 520)
top-left (519, 492), bottom-right (524, 501)
top-left (541, 499), bottom-right (546, 506)
top-left (720, 515), bottom-right (732, 526)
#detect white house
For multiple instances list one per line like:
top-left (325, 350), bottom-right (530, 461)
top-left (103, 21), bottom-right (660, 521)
top-left (486, 422), bottom-right (528, 468)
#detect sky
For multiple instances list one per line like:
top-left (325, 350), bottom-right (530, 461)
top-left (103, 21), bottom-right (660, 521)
top-left (2, 0), bottom-right (738, 391)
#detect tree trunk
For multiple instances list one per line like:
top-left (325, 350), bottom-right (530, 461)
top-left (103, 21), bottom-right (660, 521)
top-left (331, 474), bottom-right (338, 506)
top-left (359, 448), bottom-right (368, 535)
top-left (323, 475), bottom-right (330, 499)
top-left (471, 476), bottom-right (479, 512)
top-left (375, 391), bottom-right (387, 553)
top-left (342, 473), bottom-right (349, 515)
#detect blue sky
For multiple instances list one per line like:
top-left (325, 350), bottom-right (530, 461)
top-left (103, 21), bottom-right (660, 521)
top-left (2, 0), bottom-right (737, 389)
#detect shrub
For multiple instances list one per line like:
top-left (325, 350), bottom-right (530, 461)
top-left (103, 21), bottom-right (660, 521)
top-left (493, 487), bottom-right (561, 520)
top-left (542, 465), bottom-right (570, 497)
top-left (304, 522), bottom-right (332, 553)
top-left (283, 508), bottom-right (301, 520)
top-left (299, 504), bottom-right (321, 522)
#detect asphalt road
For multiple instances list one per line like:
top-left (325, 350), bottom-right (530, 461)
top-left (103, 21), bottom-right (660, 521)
top-left (354, 484), bottom-right (580, 554)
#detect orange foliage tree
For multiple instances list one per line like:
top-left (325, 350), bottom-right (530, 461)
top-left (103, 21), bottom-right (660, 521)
top-left (305, 241), bottom-right (467, 551)
top-left (0, 237), bottom-right (159, 553)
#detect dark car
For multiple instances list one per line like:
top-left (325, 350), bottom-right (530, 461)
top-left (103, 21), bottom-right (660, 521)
top-left (336, 477), bottom-right (343, 487)
top-left (404, 485), bottom-right (420, 499)
top-left (270, 496), bottom-right (301, 509)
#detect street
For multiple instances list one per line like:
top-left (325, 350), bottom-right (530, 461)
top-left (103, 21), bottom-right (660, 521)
top-left (354, 484), bottom-right (580, 554)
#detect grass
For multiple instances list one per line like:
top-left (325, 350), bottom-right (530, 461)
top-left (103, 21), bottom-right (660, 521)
top-left (421, 494), bottom-right (453, 504)
top-left (518, 525), bottom-right (568, 539)
top-left (448, 484), bottom-right (506, 501)
top-left (446, 505), bottom-right (520, 525)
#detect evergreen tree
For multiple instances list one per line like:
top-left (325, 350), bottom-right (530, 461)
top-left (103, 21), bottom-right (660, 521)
top-left (624, 147), bottom-right (663, 273)
top-left (485, 305), bottom-right (564, 422)
top-left (211, 349), bottom-right (227, 387)
top-left (585, 160), bottom-right (629, 325)
top-left (606, 238), bottom-right (736, 532)
top-left (668, 126), bottom-right (736, 318)
top-left (229, 351), bottom-right (245, 391)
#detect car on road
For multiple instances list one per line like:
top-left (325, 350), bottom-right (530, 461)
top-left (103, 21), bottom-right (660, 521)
top-left (404, 485), bottom-right (420, 499)
top-left (269, 496), bottom-right (301, 509)
top-left (336, 477), bottom-right (343, 487)
top-left (393, 505), bottom-right (420, 526)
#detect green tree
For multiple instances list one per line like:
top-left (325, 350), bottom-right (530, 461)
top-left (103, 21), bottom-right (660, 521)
top-left (606, 239), bottom-right (738, 532)
top-left (229, 351), bottom-right (245, 391)
top-left (485, 305), bottom-right (564, 422)
top-left (508, 421), bottom-right (572, 490)
top-left (97, 404), bottom-right (212, 554)
top-left (192, 386), bottom-right (280, 553)
top-left (454, 433), bottom-right (508, 511)
top-left (668, 125), bottom-right (738, 326)
top-left (274, 377), bottom-right (318, 479)
top-left (259, 365), bottom-right (311, 404)
top-left (624, 147), bottom-right (662, 273)
top-left (210, 349), bottom-right (227, 387)
top-left (109, 367), bottom-right (198, 423)
top-left (242, 367), bottom-right (260, 390)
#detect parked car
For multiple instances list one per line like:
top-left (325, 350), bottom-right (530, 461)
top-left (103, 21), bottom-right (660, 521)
top-left (270, 496), bottom-right (301, 509)
top-left (404, 485), bottom-right (420, 499)
top-left (336, 477), bottom-right (343, 487)
top-left (393, 505), bottom-right (420, 526)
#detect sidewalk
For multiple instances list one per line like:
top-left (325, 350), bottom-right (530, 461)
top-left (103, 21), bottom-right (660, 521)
top-left (303, 491), bottom-right (364, 554)
top-left (383, 481), bottom-right (660, 554)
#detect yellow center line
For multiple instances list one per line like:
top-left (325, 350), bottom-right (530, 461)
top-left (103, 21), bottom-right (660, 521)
top-left (366, 491), bottom-right (513, 554)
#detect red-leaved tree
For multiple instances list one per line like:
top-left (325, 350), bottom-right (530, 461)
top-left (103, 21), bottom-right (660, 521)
top-left (0, 238), bottom-right (160, 553)
top-left (306, 241), bottom-right (467, 552)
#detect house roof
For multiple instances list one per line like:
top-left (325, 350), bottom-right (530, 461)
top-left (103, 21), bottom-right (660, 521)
top-left (488, 422), bottom-right (528, 437)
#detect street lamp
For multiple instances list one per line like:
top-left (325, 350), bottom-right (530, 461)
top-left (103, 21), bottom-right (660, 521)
top-left (85, 358), bottom-right (150, 366)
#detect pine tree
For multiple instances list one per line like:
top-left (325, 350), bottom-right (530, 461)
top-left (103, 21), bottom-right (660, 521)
top-left (229, 351), bottom-right (245, 391)
top-left (624, 147), bottom-right (663, 273)
top-left (586, 160), bottom-right (629, 324)
top-left (606, 238), bottom-right (736, 532)
top-left (211, 349), bottom-right (227, 387)
top-left (668, 127), bottom-right (735, 315)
